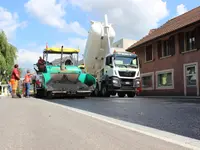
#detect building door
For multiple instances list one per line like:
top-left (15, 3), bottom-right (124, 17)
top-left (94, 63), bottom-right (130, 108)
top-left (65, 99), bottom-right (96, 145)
top-left (183, 62), bottom-right (199, 96)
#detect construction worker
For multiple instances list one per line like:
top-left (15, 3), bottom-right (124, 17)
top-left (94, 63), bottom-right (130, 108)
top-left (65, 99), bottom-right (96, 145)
top-left (10, 64), bottom-right (20, 98)
top-left (24, 70), bottom-right (34, 98)
top-left (37, 56), bottom-right (46, 72)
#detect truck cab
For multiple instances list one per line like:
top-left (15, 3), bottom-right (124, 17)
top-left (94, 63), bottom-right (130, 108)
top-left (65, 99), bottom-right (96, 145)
top-left (96, 51), bottom-right (140, 97)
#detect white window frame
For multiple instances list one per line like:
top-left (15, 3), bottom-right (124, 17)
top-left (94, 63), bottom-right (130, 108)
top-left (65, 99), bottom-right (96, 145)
top-left (156, 69), bottom-right (174, 89)
top-left (141, 72), bottom-right (154, 90)
top-left (144, 44), bottom-right (153, 62)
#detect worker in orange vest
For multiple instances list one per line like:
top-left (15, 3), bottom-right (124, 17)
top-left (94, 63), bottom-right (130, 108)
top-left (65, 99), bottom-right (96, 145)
top-left (24, 70), bottom-right (34, 98)
top-left (10, 64), bottom-right (20, 98)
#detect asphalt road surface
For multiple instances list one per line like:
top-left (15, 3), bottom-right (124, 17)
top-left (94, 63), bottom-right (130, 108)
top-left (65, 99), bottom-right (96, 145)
top-left (0, 97), bottom-right (191, 150)
top-left (51, 97), bottom-right (200, 140)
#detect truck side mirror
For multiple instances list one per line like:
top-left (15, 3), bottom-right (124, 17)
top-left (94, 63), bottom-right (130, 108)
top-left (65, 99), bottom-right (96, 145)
top-left (109, 64), bottom-right (113, 68)
top-left (105, 57), bottom-right (110, 65)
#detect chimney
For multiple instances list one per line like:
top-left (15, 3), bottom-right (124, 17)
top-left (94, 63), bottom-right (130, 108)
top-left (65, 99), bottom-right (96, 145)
top-left (148, 29), bottom-right (156, 35)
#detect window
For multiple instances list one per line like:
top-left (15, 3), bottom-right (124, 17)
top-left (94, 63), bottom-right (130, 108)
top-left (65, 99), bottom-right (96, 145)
top-left (185, 65), bottom-right (197, 86)
top-left (141, 72), bottom-right (154, 90)
top-left (186, 30), bottom-right (196, 51)
top-left (162, 36), bottom-right (175, 57)
top-left (157, 36), bottom-right (175, 58)
top-left (163, 40), bottom-right (171, 56)
top-left (145, 45), bottom-right (153, 62)
top-left (106, 56), bottom-right (112, 66)
top-left (179, 27), bottom-right (200, 53)
top-left (114, 56), bottom-right (138, 68)
top-left (156, 69), bottom-right (174, 89)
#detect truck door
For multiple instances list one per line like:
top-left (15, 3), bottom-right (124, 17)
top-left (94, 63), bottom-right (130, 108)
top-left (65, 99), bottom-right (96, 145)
top-left (105, 56), bottom-right (113, 76)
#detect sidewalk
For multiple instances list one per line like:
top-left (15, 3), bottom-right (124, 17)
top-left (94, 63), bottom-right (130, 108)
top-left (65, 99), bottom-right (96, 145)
top-left (0, 97), bottom-right (191, 150)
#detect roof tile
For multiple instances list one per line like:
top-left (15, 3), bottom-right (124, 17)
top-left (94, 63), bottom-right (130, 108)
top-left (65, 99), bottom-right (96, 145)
top-left (127, 6), bottom-right (200, 50)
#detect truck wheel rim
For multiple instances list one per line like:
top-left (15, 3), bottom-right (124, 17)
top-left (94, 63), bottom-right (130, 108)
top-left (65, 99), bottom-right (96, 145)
top-left (102, 87), bottom-right (106, 95)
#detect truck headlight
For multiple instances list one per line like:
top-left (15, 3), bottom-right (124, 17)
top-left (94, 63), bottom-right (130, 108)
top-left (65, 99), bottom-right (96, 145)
top-left (134, 80), bottom-right (140, 87)
top-left (136, 80), bottom-right (140, 85)
top-left (113, 79), bottom-right (118, 84)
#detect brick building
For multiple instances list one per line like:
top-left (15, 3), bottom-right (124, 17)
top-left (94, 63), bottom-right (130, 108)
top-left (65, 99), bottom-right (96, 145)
top-left (126, 6), bottom-right (200, 96)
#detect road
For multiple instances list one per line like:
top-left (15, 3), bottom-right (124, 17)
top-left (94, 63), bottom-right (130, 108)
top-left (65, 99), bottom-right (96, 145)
top-left (0, 97), bottom-right (192, 150)
top-left (51, 97), bottom-right (200, 140)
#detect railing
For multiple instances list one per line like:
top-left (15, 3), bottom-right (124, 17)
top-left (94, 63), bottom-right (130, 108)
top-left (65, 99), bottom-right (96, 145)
top-left (0, 83), bottom-right (10, 97)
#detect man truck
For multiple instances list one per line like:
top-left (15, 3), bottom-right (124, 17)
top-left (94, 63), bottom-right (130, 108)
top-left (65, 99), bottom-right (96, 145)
top-left (83, 15), bottom-right (141, 97)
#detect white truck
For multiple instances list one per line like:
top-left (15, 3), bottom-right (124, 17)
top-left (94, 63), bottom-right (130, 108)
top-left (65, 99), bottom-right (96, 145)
top-left (83, 14), bottom-right (141, 97)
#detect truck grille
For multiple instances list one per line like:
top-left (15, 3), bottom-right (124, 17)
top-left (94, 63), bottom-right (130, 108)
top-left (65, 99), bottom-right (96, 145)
top-left (118, 71), bottom-right (135, 77)
top-left (120, 79), bottom-right (134, 86)
top-left (120, 79), bottom-right (134, 90)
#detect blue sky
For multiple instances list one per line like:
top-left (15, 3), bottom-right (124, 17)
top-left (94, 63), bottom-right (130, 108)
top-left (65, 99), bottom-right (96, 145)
top-left (0, 0), bottom-right (199, 69)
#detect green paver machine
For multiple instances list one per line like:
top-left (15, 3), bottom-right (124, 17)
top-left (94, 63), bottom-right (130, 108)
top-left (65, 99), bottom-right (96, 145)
top-left (33, 46), bottom-right (96, 99)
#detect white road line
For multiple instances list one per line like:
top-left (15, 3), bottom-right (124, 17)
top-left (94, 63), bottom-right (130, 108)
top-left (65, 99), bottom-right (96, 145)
top-left (43, 99), bottom-right (200, 150)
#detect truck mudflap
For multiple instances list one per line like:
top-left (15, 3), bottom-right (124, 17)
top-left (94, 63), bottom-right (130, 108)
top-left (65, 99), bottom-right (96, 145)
top-left (46, 73), bottom-right (93, 96)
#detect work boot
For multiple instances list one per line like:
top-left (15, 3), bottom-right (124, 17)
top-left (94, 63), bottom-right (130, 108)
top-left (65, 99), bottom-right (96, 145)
top-left (12, 91), bottom-right (19, 98)
top-left (12, 94), bottom-right (18, 98)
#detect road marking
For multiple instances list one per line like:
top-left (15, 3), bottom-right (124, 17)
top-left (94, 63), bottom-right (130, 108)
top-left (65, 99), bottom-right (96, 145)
top-left (43, 99), bottom-right (200, 150)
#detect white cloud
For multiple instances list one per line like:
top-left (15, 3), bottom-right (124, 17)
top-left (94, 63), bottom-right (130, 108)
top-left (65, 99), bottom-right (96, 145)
top-left (17, 38), bottom-right (87, 68)
top-left (176, 4), bottom-right (188, 16)
top-left (54, 38), bottom-right (87, 59)
top-left (0, 7), bottom-right (27, 40)
top-left (24, 0), bottom-right (87, 36)
top-left (69, 0), bottom-right (169, 39)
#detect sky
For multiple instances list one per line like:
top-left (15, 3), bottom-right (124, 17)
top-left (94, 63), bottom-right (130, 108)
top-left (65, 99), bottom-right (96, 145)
top-left (0, 0), bottom-right (199, 69)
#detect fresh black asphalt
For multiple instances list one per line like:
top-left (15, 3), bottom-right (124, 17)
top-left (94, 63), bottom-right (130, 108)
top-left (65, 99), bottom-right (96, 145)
top-left (49, 97), bottom-right (200, 140)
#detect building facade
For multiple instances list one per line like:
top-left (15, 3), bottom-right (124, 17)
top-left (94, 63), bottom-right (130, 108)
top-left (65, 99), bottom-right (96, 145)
top-left (112, 38), bottom-right (137, 50)
top-left (127, 6), bottom-right (200, 96)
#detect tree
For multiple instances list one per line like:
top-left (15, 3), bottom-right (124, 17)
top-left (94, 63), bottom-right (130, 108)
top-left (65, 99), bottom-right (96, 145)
top-left (0, 31), bottom-right (17, 82)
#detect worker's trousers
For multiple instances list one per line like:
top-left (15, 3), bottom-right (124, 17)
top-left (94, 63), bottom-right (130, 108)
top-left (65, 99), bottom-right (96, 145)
top-left (25, 82), bottom-right (30, 97)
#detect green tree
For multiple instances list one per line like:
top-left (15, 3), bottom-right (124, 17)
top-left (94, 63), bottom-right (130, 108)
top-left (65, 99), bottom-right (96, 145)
top-left (0, 31), bottom-right (17, 81)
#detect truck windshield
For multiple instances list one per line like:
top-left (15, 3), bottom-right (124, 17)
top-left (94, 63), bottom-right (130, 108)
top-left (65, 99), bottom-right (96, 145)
top-left (114, 56), bottom-right (138, 68)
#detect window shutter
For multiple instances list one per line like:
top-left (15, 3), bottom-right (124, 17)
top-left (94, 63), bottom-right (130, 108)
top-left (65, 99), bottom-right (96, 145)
top-left (170, 36), bottom-right (175, 56)
top-left (178, 32), bottom-right (185, 53)
top-left (157, 41), bottom-right (162, 58)
top-left (195, 26), bottom-right (200, 50)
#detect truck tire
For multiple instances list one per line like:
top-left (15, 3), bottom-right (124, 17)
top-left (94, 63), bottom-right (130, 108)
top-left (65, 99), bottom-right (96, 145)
top-left (46, 91), bottom-right (53, 99)
top-left (101, 84), bottom-right (110, 97)
top-left (94, 87), bottom-right (100, 97)
top-left (127, 92), bottom-right (135, 98)
top-left (118, 92), bottom-right (125, 97)
top-left (35, 89), bottom-right (44, 98)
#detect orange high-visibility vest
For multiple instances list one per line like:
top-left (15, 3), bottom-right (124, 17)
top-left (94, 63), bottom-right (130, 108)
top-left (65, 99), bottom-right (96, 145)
top-left (24, 74), bottom-right (31, 83)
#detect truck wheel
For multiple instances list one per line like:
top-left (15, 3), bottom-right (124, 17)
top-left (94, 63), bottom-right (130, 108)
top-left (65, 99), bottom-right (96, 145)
top-left (118, 92), bottom-right (125, 97)
top-left (94, 86), bottom-right (100, 97)
top-left (35, 89), bottom-right (44, 98)
top-left (101, 84), bottom-right (110, 97)
top-left (127, 92), bottom-right (135, 98)
top-left (46, 91), bottom-right (53, 99)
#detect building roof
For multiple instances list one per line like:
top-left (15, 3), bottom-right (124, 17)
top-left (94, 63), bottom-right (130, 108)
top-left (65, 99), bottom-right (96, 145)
top-left (127, 6), bottom-right (200, 51)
